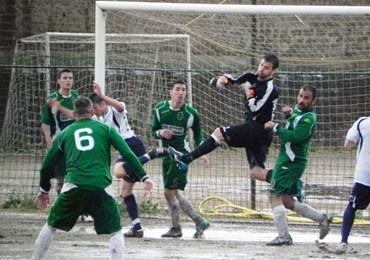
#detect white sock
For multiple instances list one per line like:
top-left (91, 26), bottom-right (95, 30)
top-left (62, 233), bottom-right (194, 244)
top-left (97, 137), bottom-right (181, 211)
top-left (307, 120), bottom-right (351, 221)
top-left (31, 223), bottom-right (56, 260)
top-left (272, 205), bottom-right (289, 237)
top-left (293, 201), bottom-right (325, 222)
top-left (109, 230), bottom-right (124, 260)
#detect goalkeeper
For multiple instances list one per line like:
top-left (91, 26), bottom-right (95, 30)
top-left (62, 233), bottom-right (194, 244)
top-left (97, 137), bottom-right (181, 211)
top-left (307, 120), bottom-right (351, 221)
top-left (169, 53), bottom-right (279, 183)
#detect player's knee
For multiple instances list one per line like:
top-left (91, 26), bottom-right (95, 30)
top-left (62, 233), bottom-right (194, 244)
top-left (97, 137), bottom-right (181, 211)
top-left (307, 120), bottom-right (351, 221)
top-left (113, 162), bottom-right (126, 178)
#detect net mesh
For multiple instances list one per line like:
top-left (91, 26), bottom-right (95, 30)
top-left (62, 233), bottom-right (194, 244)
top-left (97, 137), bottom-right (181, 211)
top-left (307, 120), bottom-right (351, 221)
top-left (1, 4), bottom-right (370, 220)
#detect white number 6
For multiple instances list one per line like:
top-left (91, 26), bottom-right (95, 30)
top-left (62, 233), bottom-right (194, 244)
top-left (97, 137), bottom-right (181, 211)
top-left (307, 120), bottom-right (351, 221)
top-left (74, 128), bottom-right (94, 151)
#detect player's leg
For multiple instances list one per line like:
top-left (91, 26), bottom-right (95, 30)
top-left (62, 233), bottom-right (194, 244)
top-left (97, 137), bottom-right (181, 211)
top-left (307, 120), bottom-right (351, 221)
top-left (109, 231), bottom-right (124, 260)
top-left (161, 162), bottom-right (183, 238)
top-left (31, 223), bottom-right (56, 260)
top-left (281, 165), bottom-right (332, 240)
top-left (267, 194), bottom-right (293, 246)
top-left (88, 187), bottom-right (124, 259)
top-left (121, 181), bottom-right (144, 238)
top-left (33, 187), bottom-right (81, 258)
top-left (176, 191), bottom-right (209, 238)
top-left (113, 148), bottom-right (169, 179)
top-left (162, 189), bottom-right (182, 238)
top-left (336, 183), bottom-right (370, 253)
top-left (169, 127), bottom-right (224, 165)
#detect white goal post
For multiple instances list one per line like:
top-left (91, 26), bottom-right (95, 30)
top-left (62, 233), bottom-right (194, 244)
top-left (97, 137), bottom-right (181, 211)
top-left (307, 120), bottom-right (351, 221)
top-left (95, 1), bottom-right (370, 91)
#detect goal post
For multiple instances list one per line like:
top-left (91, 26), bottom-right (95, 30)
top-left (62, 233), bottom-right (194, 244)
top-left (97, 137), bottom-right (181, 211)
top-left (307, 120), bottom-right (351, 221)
top-left (95, 1), bottom-right (370, 91)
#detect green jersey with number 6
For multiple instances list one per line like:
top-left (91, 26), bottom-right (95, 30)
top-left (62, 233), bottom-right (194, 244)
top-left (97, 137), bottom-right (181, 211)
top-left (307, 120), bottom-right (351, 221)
top-left (40, 118), bottom-right (148, 191)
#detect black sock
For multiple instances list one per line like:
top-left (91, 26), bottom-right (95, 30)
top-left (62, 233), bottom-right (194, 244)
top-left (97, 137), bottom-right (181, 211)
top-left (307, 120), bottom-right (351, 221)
top-left (266, 169), bottom-right (273, 183)
top-left (182, 136), bottom-right (219, 164)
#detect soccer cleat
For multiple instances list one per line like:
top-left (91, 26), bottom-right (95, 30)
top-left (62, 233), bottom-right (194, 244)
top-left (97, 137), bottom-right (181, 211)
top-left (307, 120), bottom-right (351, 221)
top-left (319, 213), bottom-right (333, 239)
top-left (168, 147), bottom-right (188, 170)
top-left (334, 242), bottom-right (348, 254)
top-left (124, 227), bottom-right (144, 238)
top-left (147, 147), bottom-right (169, 160)
top-left (266, 234), bottom-right (293, 246)
top-left (161, 227), bottom-right (183, 238)
top-left (193, 219), bottom-right (210, 239)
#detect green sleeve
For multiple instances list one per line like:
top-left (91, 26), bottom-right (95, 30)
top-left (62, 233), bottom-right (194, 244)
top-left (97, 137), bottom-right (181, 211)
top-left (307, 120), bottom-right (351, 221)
top-left (110, 128), bottom-right (149, 181)
top-left (151, 106), bottom-right (162, 139)
top-left (39, 138), bottom-right (64, 191)
top-left (277, 114), bottom-right (316, 143)
top-left (40, 102), bottom-right (52, 124)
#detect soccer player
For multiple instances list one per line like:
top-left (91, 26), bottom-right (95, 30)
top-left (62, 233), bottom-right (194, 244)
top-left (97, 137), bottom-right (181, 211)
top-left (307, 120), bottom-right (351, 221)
top-left (152, 80), bottom-right (210, 239)
top-left (32, 96), bottom-right (154, 260)
top-left (89, 81), bottom-right (152, 238)
top-left (41, 69), bottom-right (78, 195)
top-left (263, 85), bottom-right (332, 246)
top-left (168, 53), bottom-right (279, 184)
top-left (335, 117), bottom-right (370, 254)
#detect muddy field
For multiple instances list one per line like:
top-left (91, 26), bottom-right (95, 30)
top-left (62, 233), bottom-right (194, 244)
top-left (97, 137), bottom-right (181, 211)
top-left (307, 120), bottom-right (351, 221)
top-left (1, 210), bottom-right (370, 260)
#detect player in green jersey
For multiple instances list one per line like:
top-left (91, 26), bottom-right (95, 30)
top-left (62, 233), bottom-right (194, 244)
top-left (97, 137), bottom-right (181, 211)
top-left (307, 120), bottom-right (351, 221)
top-left (41, 69), bottom-right (78, 195)
top-left (263, 85), bottom-right (332, 246)
top-left (151, 80), bottom-right (210, 239)
top-left (32, 96), bottom-right (154, 260)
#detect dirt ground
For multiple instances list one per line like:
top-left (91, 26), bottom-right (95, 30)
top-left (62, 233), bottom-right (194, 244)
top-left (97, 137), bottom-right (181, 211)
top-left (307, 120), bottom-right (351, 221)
top-left (1, 210), bottom-right (370, 260)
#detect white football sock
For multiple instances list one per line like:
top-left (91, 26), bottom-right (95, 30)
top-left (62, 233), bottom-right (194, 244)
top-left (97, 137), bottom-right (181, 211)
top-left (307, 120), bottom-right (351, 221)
top-left (293, 201), bottom-right (325, 222)
top-left (272, 205), bottom-right (289, 237)
top-left (31, 223), bottom-right (56, 260)
top-left (109, 230), bottom-right (125, 260)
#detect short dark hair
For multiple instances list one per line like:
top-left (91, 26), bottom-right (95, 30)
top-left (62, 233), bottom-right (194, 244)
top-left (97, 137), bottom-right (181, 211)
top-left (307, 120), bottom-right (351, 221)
top-left (263, 53), bottom-right (279, 69)
top-left (302, 85), bottom-right (317, 99)
top-left (58, 68), bottom-right (73, 79)
top-left (88, 93), bottom-right (104, 104)
top-left (170, 80), bottom-right (186, 90)
top-left (74, 96), bottom-right (93, 117)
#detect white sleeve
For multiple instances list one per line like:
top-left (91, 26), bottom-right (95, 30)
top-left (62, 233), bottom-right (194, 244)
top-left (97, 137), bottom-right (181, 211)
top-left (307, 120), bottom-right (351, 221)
top-left (346, 117), bottom-right (365, 144)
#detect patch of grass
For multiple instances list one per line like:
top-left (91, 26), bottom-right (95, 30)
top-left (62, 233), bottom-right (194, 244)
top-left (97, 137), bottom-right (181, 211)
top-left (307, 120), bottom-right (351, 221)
top-left (2, 191), bottom-right (36, 210)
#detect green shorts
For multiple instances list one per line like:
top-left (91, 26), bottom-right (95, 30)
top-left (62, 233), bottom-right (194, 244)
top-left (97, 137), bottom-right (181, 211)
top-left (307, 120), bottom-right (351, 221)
top-left (162, 157), bottom-right (188, 190)
top-left (269, 160), bottom-right (306, 197)
top-left (47, 187), bottom-right (122, 234)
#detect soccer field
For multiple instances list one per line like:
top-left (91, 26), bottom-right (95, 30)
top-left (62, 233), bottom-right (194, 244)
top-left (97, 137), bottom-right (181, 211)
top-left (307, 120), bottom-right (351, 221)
top-left (1, 211), bottom-right (369, 259)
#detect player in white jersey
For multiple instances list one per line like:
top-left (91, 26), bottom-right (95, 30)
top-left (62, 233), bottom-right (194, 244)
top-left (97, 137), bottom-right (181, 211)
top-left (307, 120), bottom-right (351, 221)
top-left (335, 117), bottom-right (370, 254)
top-left (89, 82), bottom-right (147, 238)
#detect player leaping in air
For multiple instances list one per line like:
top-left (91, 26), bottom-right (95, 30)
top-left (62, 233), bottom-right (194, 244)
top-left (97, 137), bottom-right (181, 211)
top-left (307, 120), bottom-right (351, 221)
top-left (169, 53), bottom-right (279, 185)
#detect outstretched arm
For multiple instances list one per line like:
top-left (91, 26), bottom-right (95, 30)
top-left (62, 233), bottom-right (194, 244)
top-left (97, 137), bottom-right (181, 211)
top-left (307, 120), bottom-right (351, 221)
top-left (93, 81), bottom-right (124, 112)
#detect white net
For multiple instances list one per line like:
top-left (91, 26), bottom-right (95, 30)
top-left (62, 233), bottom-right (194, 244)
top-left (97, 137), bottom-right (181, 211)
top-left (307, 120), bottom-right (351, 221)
top-left (1, 3), bottom-right (370, 221)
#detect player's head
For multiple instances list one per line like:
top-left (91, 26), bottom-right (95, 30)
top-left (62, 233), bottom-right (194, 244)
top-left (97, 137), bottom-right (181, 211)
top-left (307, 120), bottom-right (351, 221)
top-left (257, 53), bottom-right (279, 81)
top-left (73, 96), bottom-right (94, 119)
top-left (57, 69), bottom-right (73, 90)
top-left (169, 80), bottom-right (187, 106)
top-left (88, 93), bottom-right (107, 117)
top-left (297, 85), bottom-right (317, 112)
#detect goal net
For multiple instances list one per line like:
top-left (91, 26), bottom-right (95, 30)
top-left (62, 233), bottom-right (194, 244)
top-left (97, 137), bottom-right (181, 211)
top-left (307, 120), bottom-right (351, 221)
top-left (0, 32), bottom-right (191, 203)
top-left (93, 2), bottom-right (370, 220)
top-left (1, 2), bottom-right (370, 222)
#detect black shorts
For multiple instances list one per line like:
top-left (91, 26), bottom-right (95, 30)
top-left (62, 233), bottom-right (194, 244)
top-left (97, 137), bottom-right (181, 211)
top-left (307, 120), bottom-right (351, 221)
top-left (220, 120), bottom-right (273, 168)
top-left (115, 136), bottom-right (146, 183)
top-left (348, 182), bottom-right (370, 210)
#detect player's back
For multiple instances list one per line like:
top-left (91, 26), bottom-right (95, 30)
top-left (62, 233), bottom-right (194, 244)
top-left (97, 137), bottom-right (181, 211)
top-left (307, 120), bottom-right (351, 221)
top-left (58, 118), bottom-right (114, 190)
